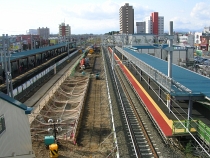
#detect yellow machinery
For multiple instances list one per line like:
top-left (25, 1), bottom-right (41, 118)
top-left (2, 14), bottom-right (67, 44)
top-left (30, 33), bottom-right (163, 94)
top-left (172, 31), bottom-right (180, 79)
top-left (49, 143), bottom-right (59, 158)
top-left (89, 48), bottom-right (94, 54)
top-left (78, 49), bottom-right (82, 53)
top-left (85, 46), bottom-right (94, 54)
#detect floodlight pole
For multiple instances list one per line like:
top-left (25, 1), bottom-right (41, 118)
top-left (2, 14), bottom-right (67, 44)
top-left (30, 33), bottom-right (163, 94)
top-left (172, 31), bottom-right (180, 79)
top-left (167, 21), bottom-right (173, 113)
top-left (168, 21), bottom-right (173, 78)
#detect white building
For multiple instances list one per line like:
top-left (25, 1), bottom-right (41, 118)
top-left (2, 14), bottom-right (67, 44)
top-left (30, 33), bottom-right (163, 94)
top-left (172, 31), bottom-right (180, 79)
top-left (194, 32), bottom-right (202, 49)
top-left (158, 16), bottom-right (164, 35)
top-left (0, 92), bottom-right (35, 158)
top-left (145, 16), bottom-right (152, 34)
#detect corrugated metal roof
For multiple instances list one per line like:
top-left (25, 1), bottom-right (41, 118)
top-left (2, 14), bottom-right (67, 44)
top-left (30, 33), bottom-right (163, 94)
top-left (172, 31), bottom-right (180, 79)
top-left (124, 47), bottom-right (210, 98)
top-left (0, 92), bottom-right (32, 114)
top-left (7, 42), bottom-right (70, 61)
top-left (132, 44), bottom-right (194, 50)
top-left (133, 44), bottom-right (169, 49)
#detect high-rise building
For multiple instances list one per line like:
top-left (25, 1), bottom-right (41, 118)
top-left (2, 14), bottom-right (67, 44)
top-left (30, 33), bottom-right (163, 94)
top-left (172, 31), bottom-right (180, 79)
top-left (145, 12), bottom-right (164, 35)
top-left (59, 23), bottom-right (71, 37)
top-left (37, 27), bottom-right (50, 39)
top-left (151, 12), bottom-right (158, 35)
top-left (119, 3), bottom-right (134, 34)
top-left (145, 16), bottom-right (152, 34)
top-left (158, 16), bottom-right (164, 35)
top-left (136, 22), bottom-right (146, 34)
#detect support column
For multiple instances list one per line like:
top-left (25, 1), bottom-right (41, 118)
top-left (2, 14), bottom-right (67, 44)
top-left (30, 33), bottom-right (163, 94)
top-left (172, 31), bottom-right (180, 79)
top-left (136, 65), bottom-right (137, 75)
top-left (158, 86), bottom-right (161, 101)
top-left (187, 98), bottom-right (193, 130)
top-left (112, 47), bottom-right (114, 70)
top-left (140, 70), bottom-right (142, 81)
top-left (148, 77), bottom-right (150, 89)
top-left (167, 94), bottom-right (171, 113)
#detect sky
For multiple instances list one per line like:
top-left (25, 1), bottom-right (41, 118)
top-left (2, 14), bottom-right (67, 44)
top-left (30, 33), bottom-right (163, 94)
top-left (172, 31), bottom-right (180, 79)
top-left (0, 0), bottom-right (210, 35)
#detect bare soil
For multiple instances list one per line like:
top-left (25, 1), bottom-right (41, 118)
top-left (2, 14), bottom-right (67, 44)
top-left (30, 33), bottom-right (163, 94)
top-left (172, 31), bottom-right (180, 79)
top-left (32, 52), bottom-right (114, 158)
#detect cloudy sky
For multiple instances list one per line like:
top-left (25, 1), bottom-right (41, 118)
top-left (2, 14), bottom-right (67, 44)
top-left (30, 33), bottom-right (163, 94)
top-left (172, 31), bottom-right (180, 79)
top-left (0, 0), bottom-right (210, 35)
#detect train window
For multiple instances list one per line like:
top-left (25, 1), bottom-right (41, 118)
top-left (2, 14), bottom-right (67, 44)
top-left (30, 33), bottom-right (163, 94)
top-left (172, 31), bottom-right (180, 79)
top-left (0, 115), bottom-right (6, 135)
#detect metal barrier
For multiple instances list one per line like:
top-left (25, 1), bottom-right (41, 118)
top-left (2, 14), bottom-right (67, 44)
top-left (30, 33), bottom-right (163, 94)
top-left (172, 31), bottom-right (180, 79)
top-left (115, 46), bottom-right (172, 92)
top-left (172, 120), bottom-right (197, 135)
top-left (197, 120), bottom-right (210, 145)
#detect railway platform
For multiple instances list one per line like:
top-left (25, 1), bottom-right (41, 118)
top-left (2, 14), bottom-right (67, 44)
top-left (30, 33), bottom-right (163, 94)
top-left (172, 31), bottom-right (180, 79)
top-left (111, 46), bottom-right (210, 139)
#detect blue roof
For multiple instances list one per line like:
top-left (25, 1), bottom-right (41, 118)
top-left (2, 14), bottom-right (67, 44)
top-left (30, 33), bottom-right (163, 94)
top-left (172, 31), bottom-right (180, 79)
top-left (132, 44), bottom-right (194, 50)
top-left (132, 44), bottom-right (169, 49)
top-left (9, 42), bottom-right (70, 61)
top-left (0, 92), bottom-right (32, 114)
top-left (123, 47), bottom-right (210, 98)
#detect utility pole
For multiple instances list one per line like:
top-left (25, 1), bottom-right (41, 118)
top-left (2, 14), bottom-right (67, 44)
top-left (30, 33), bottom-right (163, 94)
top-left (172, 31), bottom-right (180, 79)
top-left (31, 34), bottom-right (33, 49)
top-left (20, 36), bottom-right (22, 52)
top-left (2, 34), bottom-right (14, 97)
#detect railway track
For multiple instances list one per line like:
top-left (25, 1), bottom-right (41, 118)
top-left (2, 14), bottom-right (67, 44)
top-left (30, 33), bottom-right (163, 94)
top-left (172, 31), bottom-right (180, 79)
top-left (114, 65), bottom-right (160, 158)
top-left (107, 46), bottom-right (189, 158)
top-left (102, 46), bottom-right (160, 157)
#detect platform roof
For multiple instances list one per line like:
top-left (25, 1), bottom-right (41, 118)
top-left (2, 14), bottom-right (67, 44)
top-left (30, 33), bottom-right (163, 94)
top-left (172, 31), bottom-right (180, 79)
top-left (7, 42), bottom-right (72, 61)
top-left (123, 47), bottom-right (210, 99)
top-left (132, 44), bottom-right (194, 50)
top-left (132, 44), bottom-right (169, 49)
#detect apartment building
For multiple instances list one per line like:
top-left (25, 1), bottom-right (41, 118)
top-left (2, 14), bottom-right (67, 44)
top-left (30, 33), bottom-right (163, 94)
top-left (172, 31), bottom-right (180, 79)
top-left (59, 23), bottom-right (71, 37)
top-left (136, 22), bottom-right (146, 34)
top-left (119, 3), bottom-right (134, 34)
top-left (144, 12), bottom-right (164, 35)
top-left (37, 27), bottom-right (50, 39)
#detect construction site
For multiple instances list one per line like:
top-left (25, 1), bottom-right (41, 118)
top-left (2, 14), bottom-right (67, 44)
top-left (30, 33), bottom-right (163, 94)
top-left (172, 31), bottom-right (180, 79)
top-left (29, 48), bottom-right (115, 157)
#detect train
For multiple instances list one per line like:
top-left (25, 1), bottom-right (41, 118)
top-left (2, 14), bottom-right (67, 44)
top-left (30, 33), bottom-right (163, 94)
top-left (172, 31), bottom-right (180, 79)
top-left (0, 47), bottom-right (77, 93)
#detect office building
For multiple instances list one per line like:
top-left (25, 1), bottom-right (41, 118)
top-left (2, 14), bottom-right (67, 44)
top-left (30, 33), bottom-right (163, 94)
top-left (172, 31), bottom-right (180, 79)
top-left (119, 3), bottom-right (134, 34)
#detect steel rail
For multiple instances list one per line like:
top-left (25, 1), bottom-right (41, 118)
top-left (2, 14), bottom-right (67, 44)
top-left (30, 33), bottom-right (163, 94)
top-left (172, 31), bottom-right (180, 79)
top-left (105, 47), bottom-right (139, 157)
top-left (115, 66), bottom-right (159, 158)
